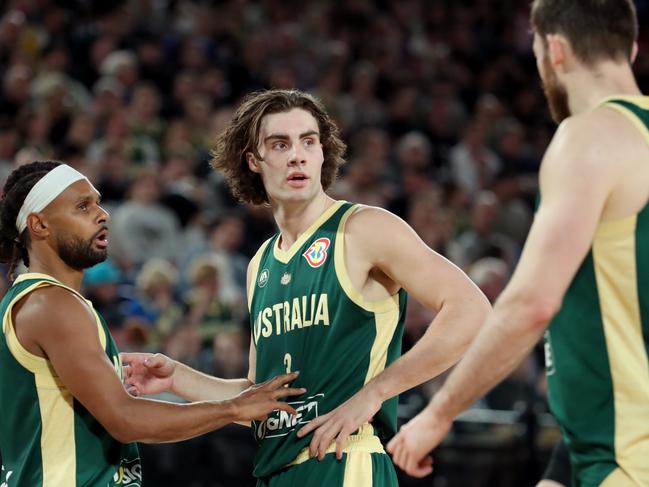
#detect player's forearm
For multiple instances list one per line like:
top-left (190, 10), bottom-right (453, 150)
top-left (116, 397), bottom-right (238, 443)
top-left (369, 293), bottom-right (491, 401)
top-left (171, 361), bottom-right (252, 401)
top-left (428, 289), bottom-right (553, 421)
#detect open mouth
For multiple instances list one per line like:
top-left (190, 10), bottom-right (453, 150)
top-left (287, 173), bottom-right (309, 186)
top-left (94, 228), bottom-right (109, 248)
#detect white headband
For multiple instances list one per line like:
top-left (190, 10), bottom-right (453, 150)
top-left (16, 164), bottom-right (88, 234)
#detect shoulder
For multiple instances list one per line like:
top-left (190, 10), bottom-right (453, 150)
top-left (345, 204), bottom-right (409, 237)
top-left (541, 108), bottom-right (628, 182)
top-left (344, 204), bottom-right (420, 259)
top-left (15, 285), bottom-right (93, 332)
top-left (546, 107), bottom-right (631, 164)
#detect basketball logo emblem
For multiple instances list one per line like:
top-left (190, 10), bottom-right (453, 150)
top-left (303, 237), bottom-right (330, 268)
top-left (258, 269), bottom-right (269, 288)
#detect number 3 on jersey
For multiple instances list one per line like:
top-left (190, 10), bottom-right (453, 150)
top-left (284, 353), bottom-right (292, 374)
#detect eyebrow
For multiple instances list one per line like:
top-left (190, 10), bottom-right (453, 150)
top-left (75, 193), bottom-right (101, 204)
top-left (263, 130), bottom-right (320, 143)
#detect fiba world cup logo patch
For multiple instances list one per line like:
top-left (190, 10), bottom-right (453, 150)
top-left (303, 237), bottom-right (330, 268)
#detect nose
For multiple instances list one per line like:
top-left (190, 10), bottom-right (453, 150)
top-left (97, 205), bottom-right (110, 224)
top-left (288, 142), bottom-right (306, 166)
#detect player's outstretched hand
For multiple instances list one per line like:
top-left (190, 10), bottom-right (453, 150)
top-left (121, 352), bottom-right (175, 396)
top-left (231, 372), bottom-right (306, 422)
top-left (386, 405), bottom-right (452, 478)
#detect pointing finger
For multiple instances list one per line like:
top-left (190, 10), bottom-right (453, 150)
top-left (275, 402), bottom-right (298, 416)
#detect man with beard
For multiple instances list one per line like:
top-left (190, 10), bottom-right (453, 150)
top-left (0, 161), bottom-right (305, 487)
top-left (388, 1), bottom-right (649, 486)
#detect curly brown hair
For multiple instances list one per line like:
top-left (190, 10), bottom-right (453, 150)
top-left (210, 89), bottom-right (347, 205)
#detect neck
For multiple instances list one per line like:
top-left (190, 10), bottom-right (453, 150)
top-left (271, 192), bottom-right (335, 249)
top-left (565, 60), bottom-right (641, 115)
top-left (27, 247), bottom-right (85, 291)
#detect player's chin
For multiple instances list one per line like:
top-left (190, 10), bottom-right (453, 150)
top-left (85, 249), bottom-right (109, 269)
top-left (282, 190), bottom-right (311, 202)
top-left (91, 248), bottom-right (109, 263)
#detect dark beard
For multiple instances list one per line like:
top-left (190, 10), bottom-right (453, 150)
top-left (57, 232), bottom-right (107, 271)
top-left (542, 56), bottom-right (571, 124)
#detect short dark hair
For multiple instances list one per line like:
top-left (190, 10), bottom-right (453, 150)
top-left (0, 161), bottom-right (62, 278)
top-left (210, 89), bottom-right (346, 205)
top-left (531, 0), bottom-right (638, 65)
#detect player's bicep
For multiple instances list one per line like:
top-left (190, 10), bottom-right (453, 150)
top-left (354, 208), bottom-right (485, 311)
top-left (391, 241), bottom-right (482, 312)
top-left (47, 337), bottom-right (131, 425)
top-left (28, 292), bottom-right (131, 433)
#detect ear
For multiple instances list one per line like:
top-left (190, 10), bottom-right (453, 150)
top-left (631, 42), bottom-right (639, 64)
top-left (246, 152), bottom-right (261, 174)
top-left (26, 213), bottom-right (50, 239)
top-left (546, 33), bottom-right (568, 69)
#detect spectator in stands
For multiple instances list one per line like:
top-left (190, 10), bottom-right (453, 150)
top-left (110, 168), bottom-right (180, 269)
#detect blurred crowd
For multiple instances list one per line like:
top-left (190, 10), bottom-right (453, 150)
top-left (0, 1), bottom-right (648, 482)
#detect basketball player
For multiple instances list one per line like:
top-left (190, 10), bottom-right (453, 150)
top-left (122, 89), bottom-right (491, 486)
top-left (387, 1), bottom-right (649, 485)
top-left (0, 161), bottom-right (305, 487)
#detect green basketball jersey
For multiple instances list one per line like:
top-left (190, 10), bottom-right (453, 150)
top-left (0, 273), bottom-right (141, 487)
top-left (248, 201), bottom-right (407, 478)
top-left (545, 96), bottom-right (649, 486)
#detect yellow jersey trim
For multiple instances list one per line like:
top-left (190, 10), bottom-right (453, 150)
top-left (592, 215), bottom-right (649, 484)
top-left (365, 304), bottom-right (401, 386)
top-left (599, 95), bottom-right (649, 111)
top-left (333, 205), bottom-right (400, 314)
top-left (596, 214), bottom-right (637, 238)
top-left (248, 238), bottom-right (273, 312)
top-left (36, 375), bottom-right (76, 487)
